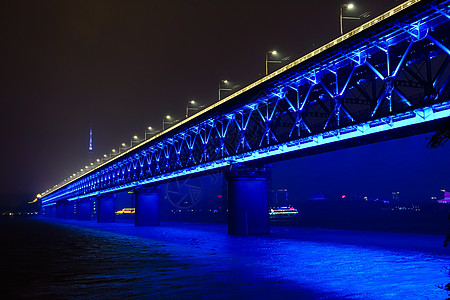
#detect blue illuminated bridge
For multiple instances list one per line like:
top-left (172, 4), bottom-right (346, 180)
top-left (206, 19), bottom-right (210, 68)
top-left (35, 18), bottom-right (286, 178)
top-left (41, 0), bottom-right (450, 234)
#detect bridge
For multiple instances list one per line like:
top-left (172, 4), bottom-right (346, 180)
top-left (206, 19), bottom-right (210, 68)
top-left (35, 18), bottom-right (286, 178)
top-left (40, 0), bottom-right (450, 235)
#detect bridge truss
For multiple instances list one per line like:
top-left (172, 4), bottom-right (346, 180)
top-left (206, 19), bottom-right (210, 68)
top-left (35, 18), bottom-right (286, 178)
top-left (42, 0), bottom-right (450, 206)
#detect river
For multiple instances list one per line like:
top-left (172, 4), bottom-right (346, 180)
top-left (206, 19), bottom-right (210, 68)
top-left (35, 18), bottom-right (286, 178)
top-left (1, 217), bottom-right (449, 299)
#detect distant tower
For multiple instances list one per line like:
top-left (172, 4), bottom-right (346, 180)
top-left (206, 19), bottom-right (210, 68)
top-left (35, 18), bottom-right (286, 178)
top-left (88, 124), bottom-right (94, 163)
top-left (89, 125), bottom-right (93, 151)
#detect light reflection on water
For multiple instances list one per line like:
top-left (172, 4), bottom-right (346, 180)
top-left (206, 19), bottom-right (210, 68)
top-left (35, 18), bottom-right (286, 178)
top-left (2, 217), bottom-right (449, 299)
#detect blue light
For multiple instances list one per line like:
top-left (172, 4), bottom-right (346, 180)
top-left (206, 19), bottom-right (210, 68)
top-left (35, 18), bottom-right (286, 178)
top-left (41, 0), bottom-right (450, 206)
top-left (428, 34), bottom-right (450, 56)
top-left (40, 101), bottom-right (450, 205)
top-left (89, 127), bottom-right (93, 151)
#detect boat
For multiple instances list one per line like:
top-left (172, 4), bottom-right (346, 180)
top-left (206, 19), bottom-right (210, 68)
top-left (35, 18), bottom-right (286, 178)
top-left (269, 206), bottom-right (299, 217)
top-left (115, 208), bottom-right (135, 214)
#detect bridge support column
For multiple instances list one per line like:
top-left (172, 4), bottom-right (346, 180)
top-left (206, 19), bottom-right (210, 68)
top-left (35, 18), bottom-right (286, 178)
top-left (97, 195), bottom-right (116, 223)
top-left (77, 199), bottom-right (92, 220)
top-left (135, 188), bottom-right (160, 226)
top-left (45, 205), bottom-right (57, 217)
top-left (225, 165), bottom-right (270, 235)
top-left (56, 200), bottom-right (67, 219)
top-left (64, 201), bottom-right (76, 219)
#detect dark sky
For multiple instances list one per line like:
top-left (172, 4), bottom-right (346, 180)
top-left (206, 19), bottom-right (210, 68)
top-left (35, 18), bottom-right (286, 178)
top-left (1, 0), bottom-right (448, 202)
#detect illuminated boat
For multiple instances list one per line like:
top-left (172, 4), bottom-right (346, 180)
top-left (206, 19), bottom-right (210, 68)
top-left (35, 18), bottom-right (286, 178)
top-left (115, 208), bottom-right (135, 214)
top-left (269, 206), bottom-right (299, 217)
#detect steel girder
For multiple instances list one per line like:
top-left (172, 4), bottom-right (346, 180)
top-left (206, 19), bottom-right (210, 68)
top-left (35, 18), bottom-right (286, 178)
top-left (42, 0), bottom-right (450, 206)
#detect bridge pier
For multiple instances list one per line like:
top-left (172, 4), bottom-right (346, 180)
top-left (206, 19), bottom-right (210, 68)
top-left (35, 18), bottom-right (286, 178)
top-left (77, 199), bottom-right (92, 220)
top-left (64, 201), bottom-right (76, 219)
top-left (55, 200), bottom-right (66, 218)
top-left (225, 165), bottom-right (270, 235)
top-left (97, 195), bottom-right (116, 223)
top-left (45, 205), bottom-right (57, 217)
top-left (134, 188), bottom-right (160, 226)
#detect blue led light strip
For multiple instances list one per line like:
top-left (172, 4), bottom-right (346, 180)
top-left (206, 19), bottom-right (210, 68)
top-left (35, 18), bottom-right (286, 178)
top-left (42, 101), bottom-right (450, 206)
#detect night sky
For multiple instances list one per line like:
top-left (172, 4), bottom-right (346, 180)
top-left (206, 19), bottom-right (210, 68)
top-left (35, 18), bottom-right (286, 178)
top-left (1, 0), bottom-right (448, 203)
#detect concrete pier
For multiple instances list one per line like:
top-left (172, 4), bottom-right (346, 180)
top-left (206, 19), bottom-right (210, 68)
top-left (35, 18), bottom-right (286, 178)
top-left (55, 201), bottom-right (66, 219)
top-left (64, 201), bottom-right (76, 219)
top-left (226, 166), bottom-right (270, 235)
top-left (97, 195), bottom-right (116, 223)
top-left (135, 188), bottom-right (160, 226)
top-left (45, 205), bottom-right (57, 218)
top-left (77, 199), bottom-right (92, 220)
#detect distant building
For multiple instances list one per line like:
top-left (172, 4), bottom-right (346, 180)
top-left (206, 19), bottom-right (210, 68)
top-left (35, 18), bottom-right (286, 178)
top-left (437, 192), bottom-right (450, 204)
top-left (392, 192), bottom-right (400, 202)
top-left (309, 192), bottom-right (327, 201)
top-left (274, 189), bottom-right (288, 206)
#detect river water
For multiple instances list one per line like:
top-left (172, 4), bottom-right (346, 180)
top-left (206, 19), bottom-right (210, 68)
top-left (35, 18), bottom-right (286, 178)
top-left (1, 217), bottom-right (449, 299)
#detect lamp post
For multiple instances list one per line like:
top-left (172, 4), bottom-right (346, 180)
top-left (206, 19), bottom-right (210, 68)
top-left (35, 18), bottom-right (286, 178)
top-left (340, 3), bottom-right (355, 35)
top-left (130, 135), bottom-right (140, 147)
top-left (118, 143), bottom-right (127, 153)
top-left (185, 100), bottom-right (205, 118)
top-left (265, 50), bottom-right (279, 75)
top-left (145, 126), bottom-right (159, 140)
top-left (186, 100), bottom-right (196, 118)
top-left (218, 80), bottom-right (232, 101)
top-left (110, 149), bottom-right (117, 158)
top-left (163, 115), bottom-right (171, 130)
top-left (162, 115), bottom-right (179, 130)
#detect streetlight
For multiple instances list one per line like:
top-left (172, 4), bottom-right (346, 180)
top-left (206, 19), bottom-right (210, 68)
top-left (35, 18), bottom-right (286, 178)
top-left (130, 135), bottom-right (140, 147)
top-left (219, 79), bottom-right (232, 100)
top-left (119, 142), bottom-right (128, 153)
top-left (340, 3), bottom-right (357, 35)
top-left (163, 115), bottom-right (171, 130)
top-left (162, 115), bottom-right (179, 130)
top-left (186, 100), bottom-right (196, 118)
top-left (265, 50), bottom-right (280, 75)
top-left (145, 126), bottom-right (160, 140)
top-left (185, 100), bottom-right (205, 118)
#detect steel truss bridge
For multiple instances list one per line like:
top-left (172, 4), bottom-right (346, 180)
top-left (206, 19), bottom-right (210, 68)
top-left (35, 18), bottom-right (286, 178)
top-left (42, 0), bottom-right (450, 212)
